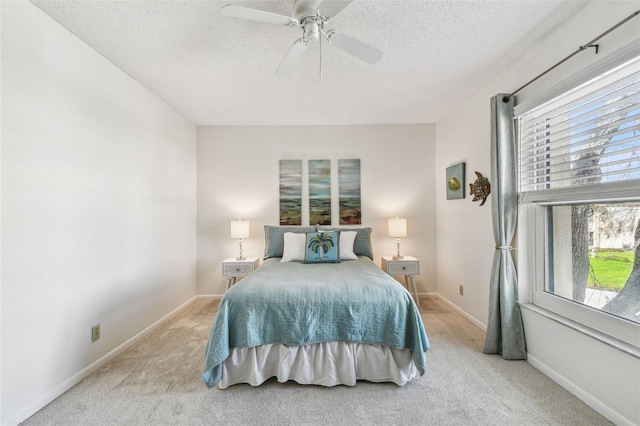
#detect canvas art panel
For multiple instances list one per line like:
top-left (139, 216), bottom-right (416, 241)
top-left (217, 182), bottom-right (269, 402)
top-left (309, 159), bottom-right (331, 225)
top-left (446, 162), bottom-right (466, 200)
top-left (339, 159), bottom-right (362, 225)
top-left (279, 160), bottom-right (302, 225)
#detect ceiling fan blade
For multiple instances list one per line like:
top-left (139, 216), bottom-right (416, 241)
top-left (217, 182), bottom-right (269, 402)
top-left (317, 0), bottom-right (354, 20)
top-left (221, 5), bottom-right (298, 26)
top-left (276, 39), bottom-right (308, 76)
top-left (326, 31), bottom-right (383, 65)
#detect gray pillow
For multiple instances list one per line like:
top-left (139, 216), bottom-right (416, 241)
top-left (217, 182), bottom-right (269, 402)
top-left (316, 226), bottom-right (373, 260)
top-left (264, 225), bottom-right (316, 259)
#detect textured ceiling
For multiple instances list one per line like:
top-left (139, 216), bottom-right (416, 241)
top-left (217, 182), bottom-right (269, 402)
top-left (31, 0), bottom-right (587, 126)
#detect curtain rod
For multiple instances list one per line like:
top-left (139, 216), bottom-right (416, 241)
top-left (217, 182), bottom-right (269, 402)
top-left (504, 9), bottom-right (640, 101)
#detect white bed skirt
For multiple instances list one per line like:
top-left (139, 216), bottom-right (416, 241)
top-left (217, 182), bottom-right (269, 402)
top-left (219, 342), bottom-right (418, 389)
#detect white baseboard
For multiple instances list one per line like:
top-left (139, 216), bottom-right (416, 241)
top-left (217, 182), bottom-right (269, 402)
top-left (436, 294), bottom-right (487, 332)
top-left (527, 354), bottom-right (634, 426)
top-left (6, 296), bottom-right (198, 426)
top-left (194, 294), bottom-right (223, 300)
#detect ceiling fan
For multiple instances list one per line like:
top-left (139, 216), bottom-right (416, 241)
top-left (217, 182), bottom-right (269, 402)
top-left (221, 0), bottom-right (383, 75)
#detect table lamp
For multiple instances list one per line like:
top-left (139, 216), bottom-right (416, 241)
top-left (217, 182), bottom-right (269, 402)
top-left (230, 219), bottom-right (250, 260)
top-left (388, 217), bottom-right (407, 260)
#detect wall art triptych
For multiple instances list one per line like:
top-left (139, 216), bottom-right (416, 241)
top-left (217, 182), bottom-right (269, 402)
top-left (279, 160), bottom-right (302, 225)
top-left (308, 160), bottom-right (332, 225)
top-left (338, 159), bottom-right (361, 225)
top-left (279, 159), bottom-right (361, 226)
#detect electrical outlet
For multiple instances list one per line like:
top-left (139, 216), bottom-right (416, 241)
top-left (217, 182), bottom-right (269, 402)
top-left (459, 285), bottom-right (464, 296)
top-left (91, 324), bottom-right (100, 342)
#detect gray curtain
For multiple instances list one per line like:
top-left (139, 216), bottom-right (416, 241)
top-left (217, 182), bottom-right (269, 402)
top-left (482, 94), bottom-right (527, 360)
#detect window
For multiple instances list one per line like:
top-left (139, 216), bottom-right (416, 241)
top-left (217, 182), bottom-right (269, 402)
top-left (517, 56), bottom-right (640, 347)
top-left (546, 203), bottom-right (640, 322)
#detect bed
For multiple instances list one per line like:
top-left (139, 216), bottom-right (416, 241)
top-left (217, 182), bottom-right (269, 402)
top-left (203, 226), bottom-right (430, 388)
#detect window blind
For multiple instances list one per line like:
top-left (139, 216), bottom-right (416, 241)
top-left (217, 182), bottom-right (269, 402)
top-left (517, 56), bottom-right (640, 197)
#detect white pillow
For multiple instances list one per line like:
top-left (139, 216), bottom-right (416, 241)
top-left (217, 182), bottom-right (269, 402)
top-left (339, 231), bottom-right (358, 260)
top-left (280, 232), bottom-right (307, 262)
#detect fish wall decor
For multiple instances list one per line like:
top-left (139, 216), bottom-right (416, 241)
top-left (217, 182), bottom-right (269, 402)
top-left (470, 171), bottom-right (491, 206)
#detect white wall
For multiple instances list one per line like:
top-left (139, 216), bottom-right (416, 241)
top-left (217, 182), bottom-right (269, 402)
top-left (1, 3), bottom-right (197, 424)
top-left (435, 96), bottom-right (494, 325)
top-left (522, 307), bottom-right (640, 425)
top-left (197, 125), bottom-right (436, 296)
top-left (435, 1), bottom-right (640, 424)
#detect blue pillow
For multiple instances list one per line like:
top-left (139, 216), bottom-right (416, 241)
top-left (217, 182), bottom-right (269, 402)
top-left (264, 225), bottom-right (316, 259)
top-left (316, 226), bottom-right (373, 260)
top-left (305, 232), bottom-right (340, 263)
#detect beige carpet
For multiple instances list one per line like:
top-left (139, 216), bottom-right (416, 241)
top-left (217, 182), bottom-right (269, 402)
top-left (22, 298), bottom-right (610, 425)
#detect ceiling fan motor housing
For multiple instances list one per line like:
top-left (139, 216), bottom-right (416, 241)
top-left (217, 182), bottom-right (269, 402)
top-left (294, 0), bottom-right (323, 42)
top-left (292, 0), bottom-right (323, 21)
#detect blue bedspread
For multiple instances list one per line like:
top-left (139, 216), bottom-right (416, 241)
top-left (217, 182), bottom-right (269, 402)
top-left (203, 257), bottom-right (429, 387)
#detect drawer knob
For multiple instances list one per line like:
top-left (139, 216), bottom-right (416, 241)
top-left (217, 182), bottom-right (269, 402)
top-left (402, 266), bottom-right (406, 270)
top-left (235, 268), bottom-right (241, 272)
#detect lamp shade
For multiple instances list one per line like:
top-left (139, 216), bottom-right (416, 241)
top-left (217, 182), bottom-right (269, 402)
top-left (230, 220), bottom-right (250, 239)
top-left (388, 217), bottom-right (407, 238)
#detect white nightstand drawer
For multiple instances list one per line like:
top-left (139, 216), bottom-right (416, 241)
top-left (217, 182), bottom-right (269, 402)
top-left (381, 256), bottom-right (420, 276)
top-left (222, 258), bottom-right (259, 278)
top-left (387, 261), bottom-right (419, 275)
top-left (223, 263), bottom-right (252, 277)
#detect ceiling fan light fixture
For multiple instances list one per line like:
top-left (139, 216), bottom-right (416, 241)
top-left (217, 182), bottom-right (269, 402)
top-left (303, 19), bottom-right (320, 42)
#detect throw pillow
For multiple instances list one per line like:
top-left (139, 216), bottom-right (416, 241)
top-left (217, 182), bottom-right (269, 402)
top-left (281, 232), bottom-right (307, 262)
top-left (264, 225), bottom-right (316, 259)
top-left (316, 226), bottom-right (373, 260)
top-left (338, 231), bottom-right (358, 260)
top-left (304, 231), bottom-right (340, 263)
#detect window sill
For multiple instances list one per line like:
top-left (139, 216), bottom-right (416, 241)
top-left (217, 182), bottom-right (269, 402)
top-left (520, 303), bottom-right (640, 359)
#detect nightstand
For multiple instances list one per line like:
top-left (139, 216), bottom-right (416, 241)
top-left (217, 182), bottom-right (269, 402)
top-left (222, 257), bottom-right (259, 290)
top-left (381, 256), bottom-right (420, 303)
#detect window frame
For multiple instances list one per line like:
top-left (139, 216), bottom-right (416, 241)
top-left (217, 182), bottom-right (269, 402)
top-left (516, 54), bottom-right (640, 351)
top-left (521, 202), bottom-right (639, 349)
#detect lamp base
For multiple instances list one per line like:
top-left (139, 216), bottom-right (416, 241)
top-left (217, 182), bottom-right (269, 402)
top-left (236, 238), bottom-right (245, 261)
top-left (392, 255), bottom-right (404, 260)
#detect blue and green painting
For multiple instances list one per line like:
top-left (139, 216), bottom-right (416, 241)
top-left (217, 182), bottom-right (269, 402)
top-left (339, 159), bottom-right (361, 224)
top-left (309, 159), bottom-right (331, 225)
top-left (279, 160), bottom-right (302, 225)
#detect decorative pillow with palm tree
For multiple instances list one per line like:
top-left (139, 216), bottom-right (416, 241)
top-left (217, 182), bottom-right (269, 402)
top-left (316, 226), bottom-right (373, 260)
top-left (304, 232), bottom-right (340, 263)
